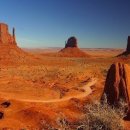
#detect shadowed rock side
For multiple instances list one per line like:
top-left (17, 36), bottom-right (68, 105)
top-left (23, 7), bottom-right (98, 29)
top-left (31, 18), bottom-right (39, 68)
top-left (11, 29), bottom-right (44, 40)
top-left (101, 62), bottom-right (130, 106)
top-left (59, 36), bottom-right (90, 57)
top-left (118, 36), bottom-right (130, 56)
top-left (65, 36), bottom-right (78, 48)
top-left (126, 36), bottom-right (130, 52)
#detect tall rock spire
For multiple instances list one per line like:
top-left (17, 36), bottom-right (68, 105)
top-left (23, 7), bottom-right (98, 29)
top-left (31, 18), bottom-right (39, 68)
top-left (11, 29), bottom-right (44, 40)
top-left (0, 23), bottom-right (17, 45)
top-left (13, 27), bottom-right (15, 41)
top-left (117, 36), bottom-right (130, 56)
top-left (126, 36), bottom-right (130, 53)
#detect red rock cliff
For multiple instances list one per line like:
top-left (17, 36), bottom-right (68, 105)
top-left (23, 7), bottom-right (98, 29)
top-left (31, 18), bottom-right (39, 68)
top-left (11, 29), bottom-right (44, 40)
top-left (126, 36), bottom-right (130, 53)
top-left (101, 62), bottom-right (130, 106)
top-left (0, 23), bottom-right (17, 45)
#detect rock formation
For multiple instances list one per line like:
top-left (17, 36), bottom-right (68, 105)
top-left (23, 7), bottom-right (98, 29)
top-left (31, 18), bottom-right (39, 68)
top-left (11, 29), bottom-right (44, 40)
top-left (59, 36), bottom-right (90, 57)
top-left (118, 36), bottom-right (130, 56)
top-left (101, 62), bottom-right (130, 106)
top-left (126, 36), bottom-right (130, 53)
top-left (65, 36), bottom-right (78, 48)
top-left (0, 23), bottom-right (17, 45)
top-left (1, 101), bottom-right (11, 108)
top-left (0, 23), bottom-right (39, 64)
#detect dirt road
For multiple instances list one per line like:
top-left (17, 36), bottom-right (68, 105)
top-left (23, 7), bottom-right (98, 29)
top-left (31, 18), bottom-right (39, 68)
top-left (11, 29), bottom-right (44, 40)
top-left (13, 78), bottom-right (97, 103)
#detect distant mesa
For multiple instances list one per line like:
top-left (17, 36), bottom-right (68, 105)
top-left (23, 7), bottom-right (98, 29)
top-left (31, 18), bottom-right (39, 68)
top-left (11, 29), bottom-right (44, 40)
top-left (59, 36), bottom-right (90, 57)
top-left (65, 36), bottom-right (78, 48)
top-left (126, 36), bottom-right (130, 53)
top-left (118, 36), bottom-right (130, 56)
top-left (101, 62), bottom-right (130, 116)
top-left (0, 23), bottom-right (17, 45)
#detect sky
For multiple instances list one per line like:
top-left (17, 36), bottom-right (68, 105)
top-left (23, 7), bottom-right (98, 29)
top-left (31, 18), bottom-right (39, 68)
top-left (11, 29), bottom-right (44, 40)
top-left (0, 0), bottom-right (130, 48)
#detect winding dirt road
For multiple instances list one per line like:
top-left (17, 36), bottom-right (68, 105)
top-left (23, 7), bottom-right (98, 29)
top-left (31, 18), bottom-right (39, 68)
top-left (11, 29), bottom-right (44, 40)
top-left (14, 78), bottom-right (97, 103)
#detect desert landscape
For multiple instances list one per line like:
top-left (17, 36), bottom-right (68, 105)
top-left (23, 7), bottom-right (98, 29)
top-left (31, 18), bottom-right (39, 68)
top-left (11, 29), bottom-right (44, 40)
top-left (0, 22), bottom-right (130, 130)
top-left (1, 0), bottom-right (130, 130)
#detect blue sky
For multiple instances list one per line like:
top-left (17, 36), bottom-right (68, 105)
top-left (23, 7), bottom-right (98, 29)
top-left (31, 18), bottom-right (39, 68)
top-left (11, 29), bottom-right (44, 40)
top-left (0, 0), bottom-right (130, 48)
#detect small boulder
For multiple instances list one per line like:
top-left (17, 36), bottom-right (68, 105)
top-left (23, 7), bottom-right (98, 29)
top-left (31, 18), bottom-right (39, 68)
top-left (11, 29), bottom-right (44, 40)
top-left (1, 101), bottom-right (11, 108)
top-left (0, 112), bottom-right (4, 119)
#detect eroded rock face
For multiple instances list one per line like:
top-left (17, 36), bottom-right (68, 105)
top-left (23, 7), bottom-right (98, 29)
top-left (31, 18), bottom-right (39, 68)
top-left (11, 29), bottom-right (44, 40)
top-left (65, 36), bottom-right (78, 48)
top-left (118, 36), bottom-right (130, 56)
top-left (0, 23), bottom-right (17, 45)
top-left (126, 36), bottom-right (130, 53)
top-left (101, 63), bottom-right (130, 105)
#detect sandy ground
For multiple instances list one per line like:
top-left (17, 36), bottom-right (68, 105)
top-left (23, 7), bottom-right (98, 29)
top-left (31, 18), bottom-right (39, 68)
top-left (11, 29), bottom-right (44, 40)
top-left (0, 47), bottom-right (130, 129)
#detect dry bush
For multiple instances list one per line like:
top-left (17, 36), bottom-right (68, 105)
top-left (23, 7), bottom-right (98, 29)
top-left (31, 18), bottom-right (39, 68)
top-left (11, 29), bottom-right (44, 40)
top-left (55, 96), bottom-right (127, 130)
top-left (56, 113), bottom-right (70, 130)
top-left (79, 95), bottom-right (127, 130)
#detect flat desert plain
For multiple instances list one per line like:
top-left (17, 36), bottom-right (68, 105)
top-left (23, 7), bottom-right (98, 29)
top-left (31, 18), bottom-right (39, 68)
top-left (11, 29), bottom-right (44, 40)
top-left (0, 48), bottom-right (130, 129)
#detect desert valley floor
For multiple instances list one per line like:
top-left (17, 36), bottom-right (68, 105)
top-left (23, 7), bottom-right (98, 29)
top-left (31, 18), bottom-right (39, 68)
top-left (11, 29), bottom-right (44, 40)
top-left (0, 48), bottom-right (130, 129)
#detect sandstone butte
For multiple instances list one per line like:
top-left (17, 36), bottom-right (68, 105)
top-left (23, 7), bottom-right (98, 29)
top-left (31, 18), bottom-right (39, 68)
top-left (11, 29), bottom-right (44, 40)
top-left (59, 36), bottom-right (90, 57)
top-left (126, 36), bottom-right (130, 53)
top-left (65, 36), bottom-right (78, 48)
top-left (118, 36), bottom-right (130, 56)
top-left (0, 23), bottom-right (17, 45)
top-left (0, 23), bottom-right (38, 64)
top-left (101, 62), bottom-right (130, 119)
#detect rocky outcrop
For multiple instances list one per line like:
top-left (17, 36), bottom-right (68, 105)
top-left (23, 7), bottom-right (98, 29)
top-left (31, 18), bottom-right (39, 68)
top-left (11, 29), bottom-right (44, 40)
top-left (65, 36), bottom-right (78, 48)
top-left (101, 63), bottom-right (130, 105)
top-left (1, 101), bottom-right (11, 108)
top-left (59, 47), bottom-right (90, 57)
top-left (0, 23), bottom-right (17, 45)
top-left (40, 36), bottom-right (90, 58)
top-left (59, 36), bottom-right (90, 57)
top-left (126, 36), bottom-right (130, 53)
top-left (0, 23), bottom-right (39, 65)
top-left (118, 36), bottom-right (130, 56)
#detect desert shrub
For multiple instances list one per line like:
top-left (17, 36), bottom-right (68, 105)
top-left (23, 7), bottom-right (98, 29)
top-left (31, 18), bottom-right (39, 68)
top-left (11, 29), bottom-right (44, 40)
top-left (55, 95), bottom-right (127, 130)
top-left (56, 113), bottom-right (70, 130)
top-left (102, 69), bottom-right (108, 77)
top-left (40, 120), bottom-right (57, 130)
top-left (79, 95), bottom-right (127, 130)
